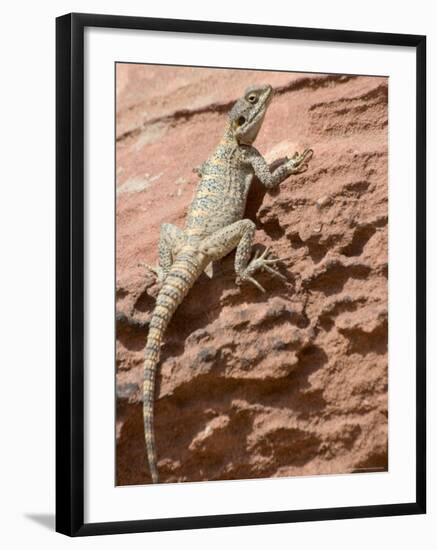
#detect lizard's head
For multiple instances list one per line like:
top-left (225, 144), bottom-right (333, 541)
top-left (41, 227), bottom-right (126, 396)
top-left (229, 84), bottom-right (273, 145)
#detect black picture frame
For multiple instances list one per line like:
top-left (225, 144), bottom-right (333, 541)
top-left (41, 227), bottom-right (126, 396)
top-left (56, 12), bottom-right (426, 537)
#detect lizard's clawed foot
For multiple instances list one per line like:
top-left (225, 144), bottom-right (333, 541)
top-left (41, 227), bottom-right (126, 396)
top-left (288, 148), bottom-right (314, 174)
top-left (236, 247), bottom-right (288, 292)
top-left (139, 262), bottom-right (167, 286)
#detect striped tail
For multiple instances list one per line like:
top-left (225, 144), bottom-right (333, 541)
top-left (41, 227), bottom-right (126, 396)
top-left (143, 247), bottom-right (204, 483)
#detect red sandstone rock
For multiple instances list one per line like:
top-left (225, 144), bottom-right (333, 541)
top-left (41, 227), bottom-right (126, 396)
top-left (115, 64), bottom-right (388, 485)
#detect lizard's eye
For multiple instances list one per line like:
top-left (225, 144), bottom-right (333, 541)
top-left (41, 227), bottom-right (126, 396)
top-left (247, 94), bottom-right (258, 103)
top-left (237, 116), bottom-right (246, 126)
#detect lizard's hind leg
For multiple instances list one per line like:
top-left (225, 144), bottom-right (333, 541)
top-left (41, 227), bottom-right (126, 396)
top-left (238, 246), bottom-right (288, 292)
top-left (198, 219), bottom-right (285, 292)
top-left (142, 223), bottom-right (186, 285)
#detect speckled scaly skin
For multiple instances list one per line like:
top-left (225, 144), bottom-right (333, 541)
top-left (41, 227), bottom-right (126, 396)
top-left (143, 84), bottom-right (313, 483)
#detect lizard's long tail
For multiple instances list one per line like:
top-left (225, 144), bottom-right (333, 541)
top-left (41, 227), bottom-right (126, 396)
top-left (143, 247), bottom-right (205, 483)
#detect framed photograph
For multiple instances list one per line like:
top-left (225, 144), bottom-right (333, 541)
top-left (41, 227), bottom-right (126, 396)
top-left (56, 13), bottom-right (426, 536)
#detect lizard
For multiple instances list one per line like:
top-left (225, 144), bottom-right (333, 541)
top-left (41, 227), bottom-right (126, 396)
top-left (142, 84), bottom-right (313, 483)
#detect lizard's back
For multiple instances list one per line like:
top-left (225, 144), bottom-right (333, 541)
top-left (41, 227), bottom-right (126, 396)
top-left (185, 138), bottom-right (252, 240)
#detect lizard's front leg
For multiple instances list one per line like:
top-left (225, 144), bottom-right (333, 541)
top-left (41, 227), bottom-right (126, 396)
top-left (141, 223), bottom-right (186, 285)
top-left (198, 219), bottom-right (285, 292)
top-left (247, 147), bottom-right (313, 188)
